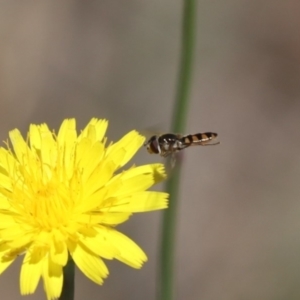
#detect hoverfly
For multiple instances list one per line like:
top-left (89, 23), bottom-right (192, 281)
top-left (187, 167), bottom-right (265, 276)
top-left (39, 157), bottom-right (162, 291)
top-left (144, 132), bottom-right (219, 166)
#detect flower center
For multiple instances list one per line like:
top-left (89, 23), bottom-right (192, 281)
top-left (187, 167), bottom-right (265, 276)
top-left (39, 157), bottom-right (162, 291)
top-left (13, 164), bottom-right (81, 231)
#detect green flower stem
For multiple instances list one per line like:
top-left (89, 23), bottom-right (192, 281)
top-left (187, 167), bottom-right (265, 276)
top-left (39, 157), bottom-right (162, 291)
top-left (159, 0), bottom-right (196, 299)
top-left (59, 259), bottom-right (75, 300)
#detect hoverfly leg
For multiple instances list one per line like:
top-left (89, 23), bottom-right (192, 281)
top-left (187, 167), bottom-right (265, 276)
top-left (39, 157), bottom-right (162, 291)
top-left (201, 141), bottom-right (220, 146)
top-left (170, 153), bottom-right (177, 169)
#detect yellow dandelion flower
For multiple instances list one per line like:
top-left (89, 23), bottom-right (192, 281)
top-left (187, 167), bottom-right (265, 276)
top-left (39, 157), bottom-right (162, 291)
top-left (0, 118), bottom-right (168, 300)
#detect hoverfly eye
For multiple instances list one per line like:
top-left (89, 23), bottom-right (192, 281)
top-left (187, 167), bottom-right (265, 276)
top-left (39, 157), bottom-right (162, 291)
top-left (144, 136), bottom-right (160, 154)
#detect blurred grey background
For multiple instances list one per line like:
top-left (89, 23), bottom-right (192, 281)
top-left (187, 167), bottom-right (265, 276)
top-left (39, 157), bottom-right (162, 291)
top-left (1, 1), bottom-right (300, 299)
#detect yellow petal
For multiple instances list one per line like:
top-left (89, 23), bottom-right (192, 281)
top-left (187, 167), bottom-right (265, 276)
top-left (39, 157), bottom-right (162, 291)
top-left (78, 231), bottom-right (119, 259)
top-left (38, 124), bottom-right (57, 169)
top-left (105, 131), bottom-right (145, 168)
top-left (57, 119), bottom-right (76, 145)
top-left (50, 231), bottom-right (68, 266)
top-left (103, 191), bottom-right (169, 212)
top-left (75, 187), bottom-right (107, 213)
top-left (0, 250), bottom-right (15, 274)
top-left (0, 148), bottom-right (17, 175)
top-left (99, 211), bottom-right (132, 224)
top-left (0, 213), bottom-right (19, 229)
top-left (83, 158), bottom-right (116, 197)
top-left (0, 173), bottom-right (12, 191)
top-left (121, 163), bottom-right (166, 182)
top-left (106, 173), bottom-right (155, 198)
top-left (42, 257), bottom-right (63, 300)
top-left (20, 248), bottom-right (44, 295)
top-left (9, 129), bottom-right (29, 164)
top-left (29, 124), bottom-right (42, 150)
top-left (79, 142), bottom-right (105, 183)
top-left (78, 118), bottom-right (108, 143)
top-left (57, 119), bottom-right (77, 180)
top-left (92, 119), bottom-right (108, 142)
top-left (69, 241), bottom-right (108, 284)
top-left (102, 228), bottom-right (147, 268)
